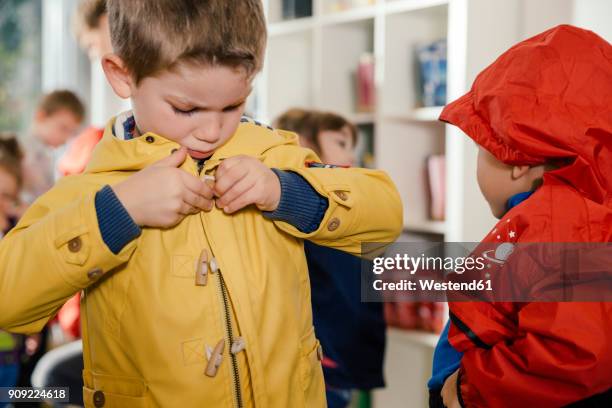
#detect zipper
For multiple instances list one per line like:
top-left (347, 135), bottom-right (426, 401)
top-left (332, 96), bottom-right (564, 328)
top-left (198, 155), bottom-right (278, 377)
top-left (218, 270), bottom-right (243, 408)
top-left (196, 159), bottom-right (243, 408)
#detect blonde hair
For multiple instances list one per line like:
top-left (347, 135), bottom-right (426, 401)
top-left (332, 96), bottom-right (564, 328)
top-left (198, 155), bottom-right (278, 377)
top-left (107, 0), bottom-right (267, 83)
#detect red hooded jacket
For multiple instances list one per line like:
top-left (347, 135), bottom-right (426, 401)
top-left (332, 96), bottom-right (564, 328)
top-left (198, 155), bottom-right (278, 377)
top-left (440, 25), bottom-right (612, 407)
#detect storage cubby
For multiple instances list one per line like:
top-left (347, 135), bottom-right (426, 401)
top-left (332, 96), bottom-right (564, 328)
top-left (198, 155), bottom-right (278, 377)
top-left (318, 19), bottom-right (374, 115)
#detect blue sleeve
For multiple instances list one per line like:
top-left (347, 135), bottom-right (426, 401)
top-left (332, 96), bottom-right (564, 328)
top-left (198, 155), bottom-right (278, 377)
top-left (95, 185), bottom-right (142, 254)
top-left (427, 320), bottom-right (463, 390)
top-left (263, 169), bottom-right (328, 234)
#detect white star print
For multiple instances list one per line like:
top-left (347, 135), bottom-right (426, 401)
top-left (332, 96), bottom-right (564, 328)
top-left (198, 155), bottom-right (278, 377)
top-left (509, 231), bottom-right (516, 238)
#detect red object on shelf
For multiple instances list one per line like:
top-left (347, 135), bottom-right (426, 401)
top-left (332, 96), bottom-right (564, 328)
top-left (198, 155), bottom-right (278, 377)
top-left (356, 53), bottom-right (376, 112)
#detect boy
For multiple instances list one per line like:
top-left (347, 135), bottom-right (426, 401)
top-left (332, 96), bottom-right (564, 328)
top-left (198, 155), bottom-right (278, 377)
top-left (22, 89), bottom-right (85, 202)
top-left (274, 109), bottom-right (385, 408)
top-left (432, 25), bottom-right (611, 407)
top-left (0, 1), bottom-right (402, 407)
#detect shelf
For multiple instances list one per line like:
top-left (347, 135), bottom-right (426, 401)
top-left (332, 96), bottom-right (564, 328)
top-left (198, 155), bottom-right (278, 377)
top-left (349, 112), bottom-right (376, 125)
top-left (320, 4), bottom-right (378, 26)
top-left (384, 106), bottom-right (444, 123)
top-left (404, 220), bottom-right (446, 235)
top-left (268, 17), bottom-right (315, 37)
top-left (388, 327), bottom-right (440, 349)
top-left (385, 0), bottom-right (449, 16)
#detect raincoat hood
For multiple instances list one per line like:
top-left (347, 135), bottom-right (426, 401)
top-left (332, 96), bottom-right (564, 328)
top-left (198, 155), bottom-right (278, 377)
top-left (440, 24), bottom-right (612, 205)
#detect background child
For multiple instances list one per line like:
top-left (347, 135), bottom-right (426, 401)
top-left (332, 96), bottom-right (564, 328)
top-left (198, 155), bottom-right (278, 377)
top-left (0, 133), bottom-right (23, 236)
top-left (22, 90), bottom-right (85, 202)
top-left (431, 25), bottom-right (611, 407)
top-left (0, 1), bottom-right (403, 407)
top-left (275, 109), bottom-right (386, 408)
top-left (0, 132), bottom-right (23, 399)
top-left (73, 0), bottom-right (112, 60)
top-left (56, 0), bottom-right (108, 177)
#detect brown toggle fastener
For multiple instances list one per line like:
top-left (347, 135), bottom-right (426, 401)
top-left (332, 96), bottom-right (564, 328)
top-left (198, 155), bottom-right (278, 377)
top-left (205, 339), bottom-right (225, 377)
top-left (195, 249), bottom-right (209, 286)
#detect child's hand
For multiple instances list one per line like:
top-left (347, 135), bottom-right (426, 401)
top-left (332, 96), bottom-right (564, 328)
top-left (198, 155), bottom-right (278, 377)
top-left (213, 155), bottom-right (280, 214)
top-left (441, 369), bottom-right (461, 408)
top-left (112, 147), bottom-right (214, 227)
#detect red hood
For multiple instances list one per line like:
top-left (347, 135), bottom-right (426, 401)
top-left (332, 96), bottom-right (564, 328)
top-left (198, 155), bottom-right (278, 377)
top-left (440, 25), bottom-right (612, 205)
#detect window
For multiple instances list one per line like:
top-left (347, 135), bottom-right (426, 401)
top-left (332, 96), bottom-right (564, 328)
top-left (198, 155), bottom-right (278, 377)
top-left (0, 0), bottom-right (42, 135)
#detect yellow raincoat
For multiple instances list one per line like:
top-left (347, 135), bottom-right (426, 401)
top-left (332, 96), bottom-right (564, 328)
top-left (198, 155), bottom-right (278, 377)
top-left (0, 118), bottom-right (402, 407)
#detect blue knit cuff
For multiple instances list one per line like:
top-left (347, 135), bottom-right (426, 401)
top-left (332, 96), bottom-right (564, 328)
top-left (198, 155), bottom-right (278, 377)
top-left (263, 169), bottom-right (328, 233)
top-left (95, 185), bottom-right (141, 254)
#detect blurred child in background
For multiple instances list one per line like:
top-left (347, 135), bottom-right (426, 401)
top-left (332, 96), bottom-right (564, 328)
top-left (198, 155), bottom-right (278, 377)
top-left (22, 90), bottom-right (85, 203)
top-left (275, 109), bottom-right (386, 408)
top-left (0, 133), bottom-right (24, 400)
top-left (0, 133), bottom-right (23, 236)
top-left (73, 0), bottom-right (111, 60)
top-left (56, 0), bottom-right (109, 177)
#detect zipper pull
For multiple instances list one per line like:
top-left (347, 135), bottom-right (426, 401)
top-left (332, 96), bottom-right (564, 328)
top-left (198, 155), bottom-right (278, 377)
top-left (205, 339), bottom-right (225, 377)
top-left (195, 249), bottom-right (209, 286)
top-left (231, 337), bottom-right (246, 355)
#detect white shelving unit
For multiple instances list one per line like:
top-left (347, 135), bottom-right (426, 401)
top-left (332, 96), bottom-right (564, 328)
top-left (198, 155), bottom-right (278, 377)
top-left (257, 0), bottom-right (494, 243)
top-left (255, 1), bottom-right (576, 407)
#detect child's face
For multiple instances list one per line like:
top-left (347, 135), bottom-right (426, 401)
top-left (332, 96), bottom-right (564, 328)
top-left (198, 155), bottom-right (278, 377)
top-left (476, 147), bottom-right (544, 218)
top-left (34, 109), bottom-right (82, 148)
top-left (106, 60), bottom-right (252, 160)
top-left (317, 126), bottom-right (355, 167)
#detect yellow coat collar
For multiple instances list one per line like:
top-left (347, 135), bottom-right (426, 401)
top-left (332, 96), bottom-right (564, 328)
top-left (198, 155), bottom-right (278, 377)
top-left (85, 116), bottom-right (299, 174)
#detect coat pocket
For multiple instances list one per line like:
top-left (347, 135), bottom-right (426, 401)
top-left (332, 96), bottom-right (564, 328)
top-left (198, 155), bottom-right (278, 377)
top-left (298, 327), bottom-right (326, 407)
top-left (83, 371), bottom-right (148, 408)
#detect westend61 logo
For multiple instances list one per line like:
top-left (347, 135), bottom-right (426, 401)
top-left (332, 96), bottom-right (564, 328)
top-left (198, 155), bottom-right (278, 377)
top-left (360, 242), bottom-right (612, 303)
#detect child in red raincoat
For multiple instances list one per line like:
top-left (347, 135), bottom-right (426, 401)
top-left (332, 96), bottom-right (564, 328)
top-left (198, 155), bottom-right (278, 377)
top-left (437, 25), bottom-right (612, 407)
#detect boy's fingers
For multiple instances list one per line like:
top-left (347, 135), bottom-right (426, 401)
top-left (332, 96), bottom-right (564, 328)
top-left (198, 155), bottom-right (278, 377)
top-left (180, 172), bottom-right (214, 200)
top-left (216, 175), bottom-right (254, 209)
top-left (178, 201), bottom-right (199, 216)
top-left (222, 185), bottom-right (256, 214)
top-left (214, 163), bottom-right (248, 197)
top-left (215, 156), bottom-right (243, 180)
top-left (183, 190), bottom-right (213, 212)
top-left (153, 147), bottom-right (187, 168)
